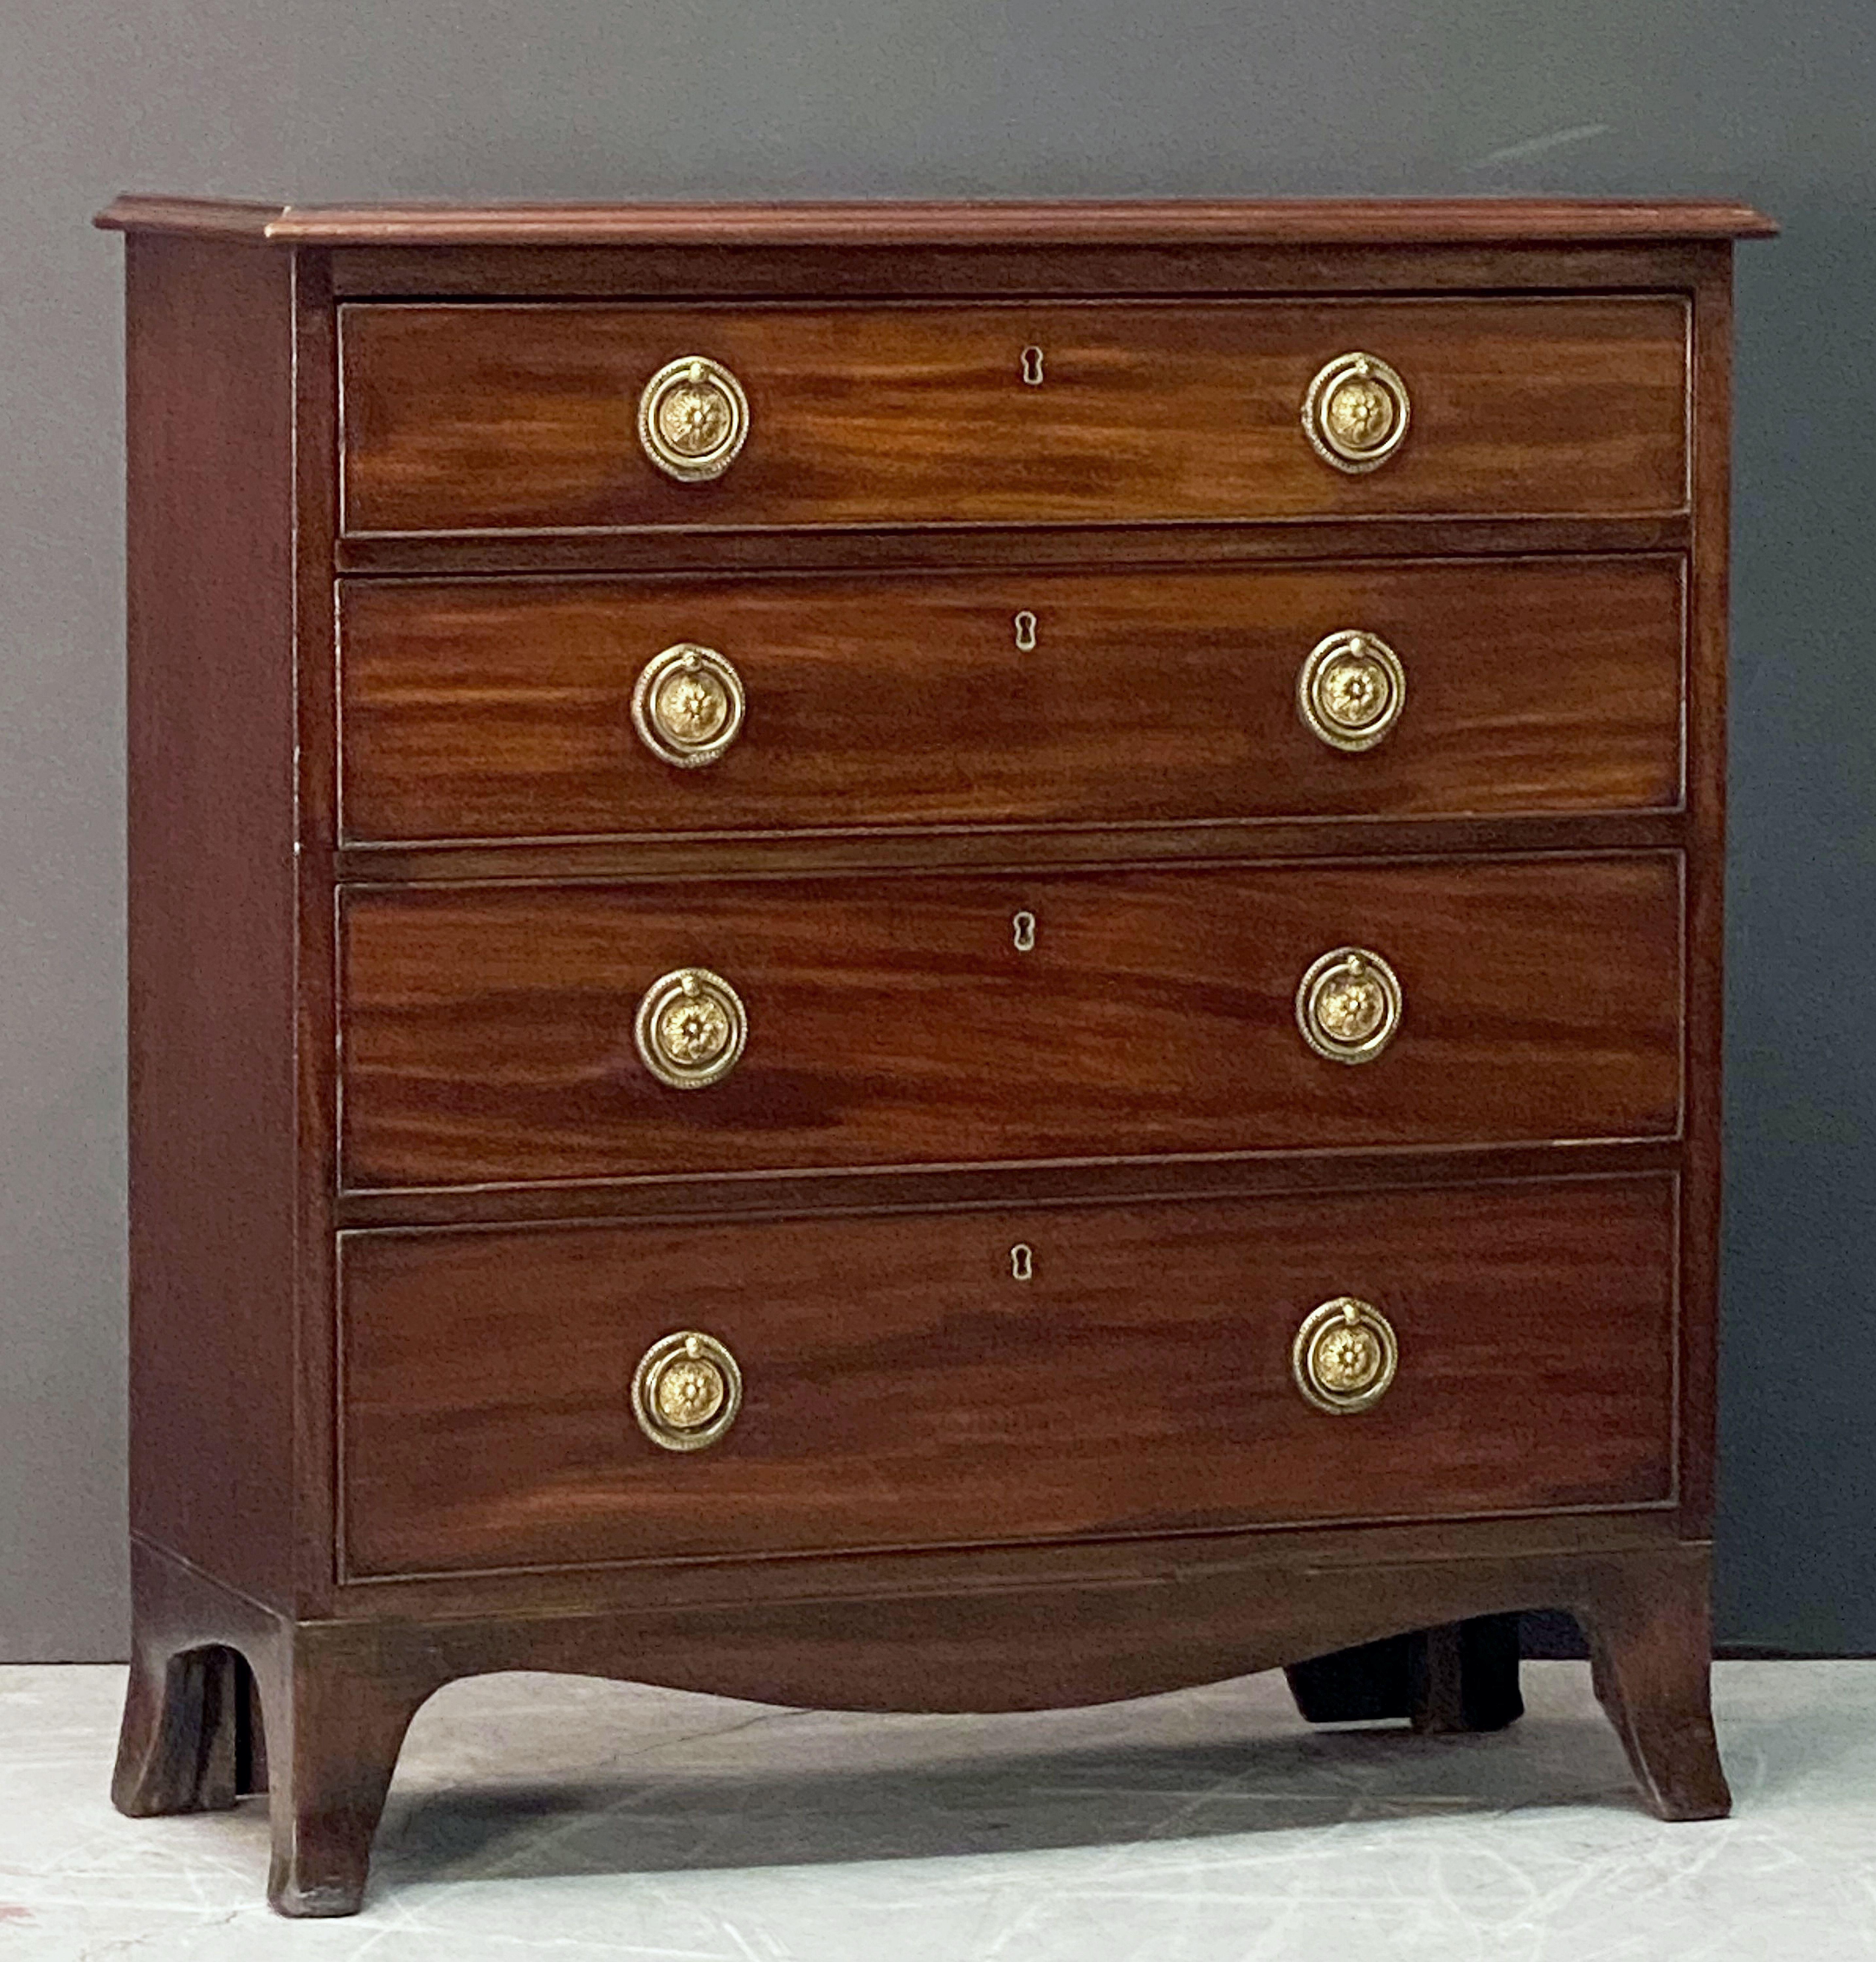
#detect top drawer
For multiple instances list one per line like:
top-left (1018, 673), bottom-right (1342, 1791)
top-left (338, 298), bottom-right (1690, 536)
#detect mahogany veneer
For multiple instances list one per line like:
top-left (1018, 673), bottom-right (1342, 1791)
top-left (340, 1176), bottom-right (1678, 1581)
top-left (339, 296), bottom-right (1690, 533)
top-left (339, 856), bottom-right (1683, 1188)
top-left (98, 193), bottom-right (1771, 1917)
top-left (339, 558), bottom-right (1686, 842)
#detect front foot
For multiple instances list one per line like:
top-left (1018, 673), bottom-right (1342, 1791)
top-left (262, 1628), bottom-right (433, 1918)
top-left (1579, 1550), bottom-right (1730, 1821)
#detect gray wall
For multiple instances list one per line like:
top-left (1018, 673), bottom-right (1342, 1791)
top-left (2, 0), bottom-right (1870, 1660)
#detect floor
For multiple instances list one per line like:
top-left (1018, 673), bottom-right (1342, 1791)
top-left (1, 1660), bottom-right (1872, 1959)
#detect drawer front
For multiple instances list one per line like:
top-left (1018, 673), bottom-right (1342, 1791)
top-left (339, 558), bottom-right (1685, 844)
top-left (339, 856), bottom-right (1681, 1189)
top-left (340, 1176), bottom-right (1678, 1579)
top-left (339, 298), bottom-right (1688, 535)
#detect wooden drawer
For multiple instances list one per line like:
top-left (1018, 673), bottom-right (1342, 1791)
top-left (338, 297), bottom-right (1689, 535)
top-left (338, 557), bottom-right (1685, 844)
top-left (339, 855), bottom-right (1682, 1190)
top-left (339, 1175), bottom-right (1678, 1579)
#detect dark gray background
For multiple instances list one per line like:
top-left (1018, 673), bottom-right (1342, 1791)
top-left (2, 0), bottom-right (1868, 1660)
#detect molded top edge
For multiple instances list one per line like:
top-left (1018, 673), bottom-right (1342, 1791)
top-left (96, 193), bottom-right (1779, 248)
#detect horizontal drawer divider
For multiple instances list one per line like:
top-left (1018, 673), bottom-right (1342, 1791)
top-left (333, 812), bottom-right (1691, 886)
top-left (335, 513), bottom-right (1694, 577)
top-left (336, 1134), bottom-right (1687, 1231)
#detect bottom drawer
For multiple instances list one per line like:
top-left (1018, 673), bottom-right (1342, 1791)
top-left (339, 1175), bottom-right (1677, 1581)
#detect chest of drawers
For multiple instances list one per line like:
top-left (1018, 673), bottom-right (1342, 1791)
top-left (99, 193), bottom-right (1773, 1916)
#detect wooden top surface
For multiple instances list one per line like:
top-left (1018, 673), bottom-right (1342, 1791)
top-left (96, 193), bottom-right (1777, 248)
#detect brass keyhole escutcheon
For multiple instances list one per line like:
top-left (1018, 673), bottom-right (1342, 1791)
top-left (637, 355), bottom-right (751, 482)
top-left (633, 1330), bottom-right (744, 1451)
top-left (1012, 909), bottom-right (1037, 953)
top-left (632, 643), bottom-right (746, 767)
top-left (634, 967), bottom-right (748, 1090)
top-left (1292, 1297), bottom-right (1398, 1415)
top-left (1296, 946), bottom-right (1403, 1065)
top-left (1010, 1243), bottom-right (1034, 1281)
top-left (1021, 345), bottom-right (1046, 386)
top-left (1297, 630), bottom-right (1406, 752)
top-left (1302, 352), bottom-right (1411, 473)
top-left (1014, 610), bottom-right (1039, 651)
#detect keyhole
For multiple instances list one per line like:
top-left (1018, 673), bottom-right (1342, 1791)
top-left (1010, 1244), bottom-right (1034, 1282)
top-left (1021, 346), bottom-right (1045, 386)
top-left (1012, 910), bottom-right (1037, 953)
top-left (1014, 610), bottom-right (1038, 652)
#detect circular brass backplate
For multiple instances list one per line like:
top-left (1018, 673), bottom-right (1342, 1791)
top-left (632, 643), bottom-right (746, 767)
top-left (632, 1330), bottom-right (744, 1451)
top-left (633, 967), bottom-right (748, 1090)
top-left (637, 355), bottom-right (750, 482)
top-left (1297, 630), bottom-right (1406, 752)
top-left (1302, 352), bottom-right (1411, 473)
top-left (1292, 1296), bottom-right (1399, 1415)
top-left (1296, 945), bottom-right (1403, 1065)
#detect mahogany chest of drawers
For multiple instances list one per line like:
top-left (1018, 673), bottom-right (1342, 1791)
top-left (98, 193), bottom-right (1774, 1916)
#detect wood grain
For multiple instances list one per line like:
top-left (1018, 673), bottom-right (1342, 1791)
top-left (123, 233), bottom-right (302, 1607)
top-left (1676, 249), bottom-right (1733, 1542)
top-left (324, 242), bottom-right (1727, 309)
top-left (97, 194), bottom-right (1777, 246)
top-left (339, 1176), bottom-right (1677, 1579)
top-left (335, 515), bottom-right (1692, 582)
top-left (338, 557), bottom-right (1685, 844)
top-left (331, 1141), bottom-right (1686, 1235)
top-left (117, 1532), bottom-right (1725, 1915)
top-left (336, 812), bottom-right (1688, 897)
top-left (339, 854), bottom-right (1684, 1190)
top-left (1581, 1546), bottom-right (1731, 1819)
top-left (338, 297), bottom-right (1689, 535)
top-left (102, 199), bottom-right (1754, 1916)
top-left (290, 252), bottom-right (344, 1618)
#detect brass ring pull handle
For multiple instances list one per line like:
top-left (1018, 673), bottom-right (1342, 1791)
top-left (633, 1330), bottom-right (744, 1451)
top-left (1292, 1297), bottom-right (1398, 1415)
top-left (634, 967), bottom-right (748, 1089)
top-left (632, 644), bottom-right (746, 767)
top-left (1302, 352), bottom-right (1411, 473)
top-left (1296, 945), bottom-right (1403, 1065)
top-left (637, 355), bottom-right (750, 482)
top-left (1297, 630), bottom-right (1406, 752)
